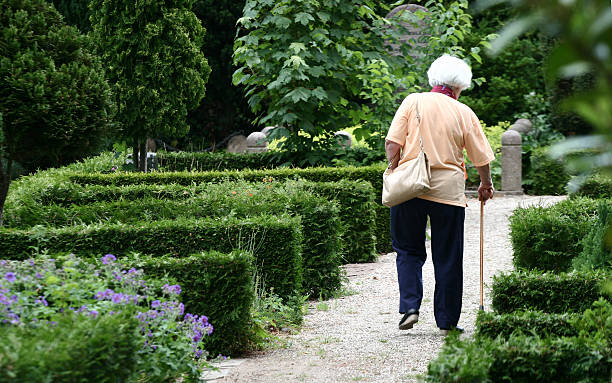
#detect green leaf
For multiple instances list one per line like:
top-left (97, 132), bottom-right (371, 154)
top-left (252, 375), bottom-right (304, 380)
top-left (285, 87), bottom-right (311, 103)
top-left (295, 12), bottom-right (315, 26)
top-left (284, 55), bottom-right (308, 69)
top-left (289, 42), bottom-right (307, 54)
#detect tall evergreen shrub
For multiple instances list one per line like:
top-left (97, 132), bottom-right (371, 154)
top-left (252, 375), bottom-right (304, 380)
top-left (89, 0), bottom-right (211, 170)
top-left (0, 0), bottom-right (114, 225)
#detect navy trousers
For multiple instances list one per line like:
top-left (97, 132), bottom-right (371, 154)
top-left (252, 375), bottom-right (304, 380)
top-left (390, 197), bottom-right (465, 329)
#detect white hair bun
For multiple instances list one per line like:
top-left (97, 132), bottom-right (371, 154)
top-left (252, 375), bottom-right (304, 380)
top-left (427, 54), bottom-right (472, 91)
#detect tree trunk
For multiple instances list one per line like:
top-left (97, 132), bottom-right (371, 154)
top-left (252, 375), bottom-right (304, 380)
top-left (0, 157), bottom-right (12, 227)
top-left (139, 141), bottom-right (147, 172)
top-left (132, 137), bottom-right (139, 169)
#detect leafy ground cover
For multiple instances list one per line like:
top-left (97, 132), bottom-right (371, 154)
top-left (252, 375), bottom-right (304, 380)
top-left (0, 253), bottom-right (214, 381)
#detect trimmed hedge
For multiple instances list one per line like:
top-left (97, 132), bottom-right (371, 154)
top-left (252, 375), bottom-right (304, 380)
top-left (0, 312), bottom-right (140, 383)
top-left (509, 197), bottom-right (600, 272)
top-left (68, 166), bottom-right (390, 253)
top-left (158, 150), bottom-right (281, 171)
top-left (374, 204), bottom-right (393, 254)
top-left (572, 173), bottom-right (612, 200)
top-left (306, 180), bottom-right (377, 263)
top-left (6, 181), bottom-right (343, 297)
top-left (62, 167), bottom-right (390, 254)
top-left (156, 148), bottom-right (386, 172)
top-left (475, 310), bottom-right (579, 339)
top-left (8, 179), bottom-right (378, 264)
top-left (10, 164), bottom-right (391, 254)
top-left (490, 270), bottom-right (608, 314)
top-left (127, 251), bottom-right (254, 357)
top-left (0, 216), bottom-right (302, 300)
top-left (426, 334), bottom-right (612, 383)
top-left (524, 146), bottom-right (571, 196)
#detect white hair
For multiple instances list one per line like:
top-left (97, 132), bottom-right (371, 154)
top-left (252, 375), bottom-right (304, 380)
top-left (427, 54), bottom-right (472, 91)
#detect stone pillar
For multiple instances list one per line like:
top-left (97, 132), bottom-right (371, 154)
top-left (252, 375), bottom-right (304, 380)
top-left (509, 118), bottom-right (533, 135)
top-left (247, 132), bottom-right (268, 153)
top-left (501, 130), bottom-right (523, 194)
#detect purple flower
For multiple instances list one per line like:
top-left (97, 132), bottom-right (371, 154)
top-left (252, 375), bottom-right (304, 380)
top-left (162, 284), bottom-right (181, 296)
top-left (151, 300), bottom-right (161, 309)
top-left (101, 254), bottom-right (117, 265)
top-left (5, 272), bottom-right (16, 283)
top-left (35, 272), bottom-right (43, 279)
top-left (35, 296), bottom-right (48, 307)
top-left (89, 310), bottom-right (99, 318)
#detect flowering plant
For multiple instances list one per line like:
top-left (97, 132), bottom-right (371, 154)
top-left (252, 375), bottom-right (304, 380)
top-left (0, 253), bottom-right (213, 380)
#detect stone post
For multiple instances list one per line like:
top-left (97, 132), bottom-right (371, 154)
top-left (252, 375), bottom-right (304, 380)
top-left (501, 129), bottom-right (523, 194)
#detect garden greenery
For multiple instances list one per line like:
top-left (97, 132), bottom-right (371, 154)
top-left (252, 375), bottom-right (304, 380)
top-left (0, 254), bottom-right (214, 380)
top-left (233, 0), bottom-right (486, 162)
top-left (0, 0), bottom-right (115, 226)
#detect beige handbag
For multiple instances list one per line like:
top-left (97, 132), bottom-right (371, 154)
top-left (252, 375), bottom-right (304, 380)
top-left (381, 97), bottom-right (431, 207)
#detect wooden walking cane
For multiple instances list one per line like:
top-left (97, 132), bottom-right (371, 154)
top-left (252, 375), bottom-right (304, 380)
top-left (480, 200), bottom-right (484, 311)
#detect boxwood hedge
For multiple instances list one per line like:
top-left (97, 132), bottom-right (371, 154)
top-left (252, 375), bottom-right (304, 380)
top-left (126, 251), bottom-right (254, 356)
top-left (5, 181), bottom-right (343, 298)
top-left (509, 197), bottom-right (601, 271)
top-left (490, 270), bottom-right (608, 314)
top-left (0, 215), bottom-right (302, 300)
top-left (475, 310), bottom-right (579, 339)
top-left (426, 334), bottom-right (611, 383)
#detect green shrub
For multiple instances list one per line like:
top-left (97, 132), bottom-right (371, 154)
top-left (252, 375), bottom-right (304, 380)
top-left (490, 270), bottom-right (608, 314)
top-left (0, 0), bottom-right (115, 173)
top-left (157, 147), bottom-right (387, 171)
top-left (0, 312), bottom-right (140, 383)
top-left (426, 334), bottom-right (611, 383)
top-left (573, 201), bottom-right (612, 272)
top-left (475, 310), bottom-right (579, 340)
top-left (127, 251), bottom-right (254, 356)
top-left (65, 165), bottom-right (389, 250)
top-left (6, 180), bottom-right (342, 298)
top-left (67, 164), bottom-right (385, 192)
top-left (306, 180), bottom-right (376, 263)
top-left (509, 197), bottom-right (600, 272)
top-left (571, 173), bottom-right (612, 200)
top-left (158, 150), bottom-right (280, 171)
top-left (0, 216), bottom-right (302, 300)
top-left (374, 204), bottom-right (393, 254)
top-left (524, 146), bottom-right (571, 195)
top-left (8, 177), bottom-right (378, 263)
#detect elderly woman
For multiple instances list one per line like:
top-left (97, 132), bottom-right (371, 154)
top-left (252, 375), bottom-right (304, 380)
top-left (385, 54), bottom-right (495, 335)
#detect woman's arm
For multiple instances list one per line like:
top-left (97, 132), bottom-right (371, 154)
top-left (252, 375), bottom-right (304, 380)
top-left (476, 163), bottom-right (494, 203)
top-left (385, 140), bottom-right (402, 170)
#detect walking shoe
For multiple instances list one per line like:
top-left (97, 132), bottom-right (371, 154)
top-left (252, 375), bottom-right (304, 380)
top-left (398, 309), bottom-right (419, 330)
top-left (439, 326), bottom-right (464, 336)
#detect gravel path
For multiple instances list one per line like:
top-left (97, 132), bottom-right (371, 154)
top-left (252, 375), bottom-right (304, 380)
top-left (218, 195), bottom-right (565, 383)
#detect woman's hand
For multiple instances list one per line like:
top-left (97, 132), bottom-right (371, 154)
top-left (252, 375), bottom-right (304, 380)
top-left (478, 182), bottom-right (495, 204)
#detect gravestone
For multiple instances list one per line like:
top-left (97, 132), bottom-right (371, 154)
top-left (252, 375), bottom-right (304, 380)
top-left (501, 130), bottom-right (523, 194)
top-left (227, 135), bottom-right (248, 153)
top-left (385, 4), bottom-right (429, 58)
top-left (334, 131), bottom-right (353, 148)
top-left (261, 126), bottom-right (276, 136)
top-left (247, 132), bottom-right (268, 153)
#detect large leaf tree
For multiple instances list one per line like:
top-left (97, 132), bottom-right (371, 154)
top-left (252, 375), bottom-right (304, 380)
top-left (233, 0), bottom-right (484, 164)
top-left (0, 0), bottom-right (115, 226)
top-left (89, 0), bottom-right (211, 170)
